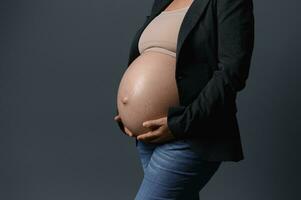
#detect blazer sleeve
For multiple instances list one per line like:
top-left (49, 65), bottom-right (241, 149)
top-left (167, 0), bottom-right (255, 139)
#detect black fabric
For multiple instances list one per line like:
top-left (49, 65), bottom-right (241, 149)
top-left (115, 0), bottom-right (254, 162)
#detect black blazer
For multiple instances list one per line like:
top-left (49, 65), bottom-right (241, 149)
top-left (116, 0), bottom-right (254, 162)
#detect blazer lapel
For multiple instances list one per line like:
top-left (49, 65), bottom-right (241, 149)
top-left (176, 0), bottom-right (210, 64)
top-left (127, 0), bottom-right (210, 66)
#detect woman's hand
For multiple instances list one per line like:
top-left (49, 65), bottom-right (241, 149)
top-left (137, 116), bottom-right (176, 144)
top-left (114, 114), bottom-right (136, 137)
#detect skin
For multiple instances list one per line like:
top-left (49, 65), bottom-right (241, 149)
top-left (165, 0), bottom-right (194, 11)
top-left (114, 114), bottom-right (175, 144)
top-left (114, 0), bottom-right (193, 144)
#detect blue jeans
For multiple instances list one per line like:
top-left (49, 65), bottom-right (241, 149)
top-left (135, 138), bottom-right (222, 200)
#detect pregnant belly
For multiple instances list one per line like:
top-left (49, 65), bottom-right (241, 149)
top-left (117, 51), bottom-right (180, 136)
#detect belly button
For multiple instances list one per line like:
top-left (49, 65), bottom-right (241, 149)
top-left (121, 96), bottom-right (129, 105)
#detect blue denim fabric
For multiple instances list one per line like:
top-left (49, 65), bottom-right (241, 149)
top-left (135, 138), bottom-right (222, 200)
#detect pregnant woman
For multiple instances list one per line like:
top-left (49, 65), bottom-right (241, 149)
top-left (114, 0), bottom-right (254, 199)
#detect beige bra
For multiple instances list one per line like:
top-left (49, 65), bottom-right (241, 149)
top-left (138, 5), bottom-right (191, 58)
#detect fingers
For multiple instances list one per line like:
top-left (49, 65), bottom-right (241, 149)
top-left (114, 114), bottom-right (136, 138)
top-left (124, 127), bottom-right (136, 137)
top-left (124, 127), bottom-right (132, 136)
top-left (143, 117), bottom-right (165, 129)
top-left (114, 114), bottom-right (121, 122)
top-left (147, 136), bottom-right (164, 144)
top-left (137, 129), bottom-right (160, 142)
top-left (138, 117), bottom-right (166, 143)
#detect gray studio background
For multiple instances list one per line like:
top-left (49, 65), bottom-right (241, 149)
top-left (0, 0), bottom-right (300, 199)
